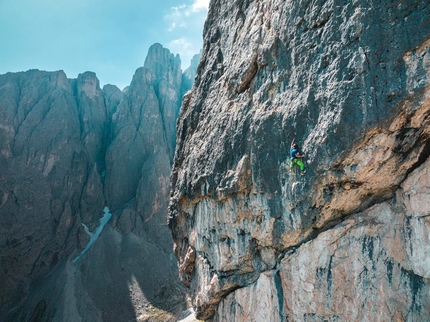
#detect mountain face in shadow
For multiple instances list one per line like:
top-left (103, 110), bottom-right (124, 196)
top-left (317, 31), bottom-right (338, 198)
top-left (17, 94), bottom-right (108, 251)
top-left (168, 1), bottom-right (430, 321)
top-left (0, 43), bottom-right (201, 321)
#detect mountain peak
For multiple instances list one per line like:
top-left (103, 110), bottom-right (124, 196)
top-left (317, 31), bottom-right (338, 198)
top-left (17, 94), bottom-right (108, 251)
top-left (144, 43), bottom-right (182, 82)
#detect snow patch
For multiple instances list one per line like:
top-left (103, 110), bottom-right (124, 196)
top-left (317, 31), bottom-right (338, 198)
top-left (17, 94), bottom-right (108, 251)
top-left (72, 206), bottom-right (112, 263)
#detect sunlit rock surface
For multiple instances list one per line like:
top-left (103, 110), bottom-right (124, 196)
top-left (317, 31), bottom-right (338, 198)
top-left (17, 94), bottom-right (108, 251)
top-left (169, 0), bottom-right (430, 320)
top-left (215, 159), bottom-right (430, 321)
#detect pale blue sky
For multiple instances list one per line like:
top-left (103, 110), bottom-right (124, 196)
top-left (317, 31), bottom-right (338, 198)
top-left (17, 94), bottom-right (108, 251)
top-left (0, 0), bottom-right (209, 89)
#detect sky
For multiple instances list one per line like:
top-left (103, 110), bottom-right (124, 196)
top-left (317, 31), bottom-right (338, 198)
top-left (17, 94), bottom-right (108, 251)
top-left (0, 0), bottom-right (209, 89)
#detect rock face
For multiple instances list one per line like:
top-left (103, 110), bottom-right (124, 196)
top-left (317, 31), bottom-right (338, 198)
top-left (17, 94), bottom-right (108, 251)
top-left (105, 43), bottom-right (189, 249)
top-left (0, 44), bottom-right (197, 321)
top-left (182, 52), bottom-right (202, 96)
top-left (0, 70), bottom-right (105, 309)
top-left (169, 0), bottom-right (430, 320)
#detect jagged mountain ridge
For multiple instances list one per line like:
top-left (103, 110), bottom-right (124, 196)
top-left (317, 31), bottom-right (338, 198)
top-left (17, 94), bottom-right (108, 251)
top-left (0, 43), bottom-right (201, 321)
top-left (169, 0), bottom-right (430, 320)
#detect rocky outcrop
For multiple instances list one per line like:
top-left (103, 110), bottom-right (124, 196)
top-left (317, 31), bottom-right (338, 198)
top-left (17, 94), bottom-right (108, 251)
top-left (215, 158), bottom-right (430, 322)
top-left (182, 52), bottom-right (202, 96)
top-left (0, 44), bottom-right (198, 321)
top-left (104, 43), bottom-right (186, 248)
top-left (169, 0), bottom-right (430, 320)
top-left (0, 69), bottom-right (104, 309)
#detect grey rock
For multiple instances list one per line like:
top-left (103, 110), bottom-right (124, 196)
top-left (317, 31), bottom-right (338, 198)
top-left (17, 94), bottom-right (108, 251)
top-left (73, 71), bottom-right (107, 166)
top-left (102, 83), bottom-right (123, 118)
top-left (182, 52), bottom-right (202, 96)
top-left (144, 43), bottom-right (183, 158)
top-left (216, 159), bottom-right (430, 321)
top-left (169, 0), bottom-right (430, 320)
top-left (104, 44), bottom-right (190, 248)
top-left (0, 43), bottom-right (199, 320)
top-left (0, 70), bottom-right (101, 309)
top-left (3, 226), bottom-right (186, 322)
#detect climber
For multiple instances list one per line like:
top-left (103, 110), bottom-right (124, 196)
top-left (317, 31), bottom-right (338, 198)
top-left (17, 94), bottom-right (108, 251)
top-left (290, 138), bottom-right (306, 175)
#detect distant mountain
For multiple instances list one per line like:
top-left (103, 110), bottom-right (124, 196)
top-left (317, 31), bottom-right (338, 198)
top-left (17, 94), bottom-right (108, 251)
top-left (0, 43), bottom-right (199, 321)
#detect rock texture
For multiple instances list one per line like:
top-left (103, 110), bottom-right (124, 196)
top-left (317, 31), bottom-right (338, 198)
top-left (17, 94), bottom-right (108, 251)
top-left (182, 52), bottom-right (202, 97)
top-left (0, 44), bottom-right (198, 321)
top-left (0, 70), bottom-right (104, 309)
top-left (105, 43), bottom-right (191, 249)
top-left (169, 0), bottom-right (430, 320)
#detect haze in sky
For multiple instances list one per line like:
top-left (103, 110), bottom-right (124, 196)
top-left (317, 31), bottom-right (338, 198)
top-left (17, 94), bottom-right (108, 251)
top-left (0, 0), bottom-right (209, 89)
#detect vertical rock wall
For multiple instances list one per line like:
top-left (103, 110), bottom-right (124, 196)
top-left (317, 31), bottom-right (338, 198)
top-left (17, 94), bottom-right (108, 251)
top-left (169, 0), bottom-right (430, 320)
top-left (0, 70), bottom-right (104, 308)
top-left (105, 43), bottom-right (196, 249)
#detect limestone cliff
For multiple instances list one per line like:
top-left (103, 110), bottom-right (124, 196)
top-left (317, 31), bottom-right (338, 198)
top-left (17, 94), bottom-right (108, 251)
top-left (0, 70), bottom-right (105, 309)
top-left (104, 44), bottom-right (183, 249)
top-left (182, 52), bottom-right (202, 96)
top-left (169, 0), bottom-right (430, 320)
top-left (0, 44), bottom-right (197, 321)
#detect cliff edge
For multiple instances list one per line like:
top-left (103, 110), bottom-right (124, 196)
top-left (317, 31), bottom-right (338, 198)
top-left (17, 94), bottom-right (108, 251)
top-left (169, 1), bottom-right (430, 320)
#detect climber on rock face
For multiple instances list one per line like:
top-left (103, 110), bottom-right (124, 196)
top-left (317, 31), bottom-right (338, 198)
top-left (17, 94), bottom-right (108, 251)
top-left (290, 138), bottom-right (306, 175)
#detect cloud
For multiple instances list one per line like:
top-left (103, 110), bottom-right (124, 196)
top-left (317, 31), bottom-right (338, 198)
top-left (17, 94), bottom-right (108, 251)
top-left (164, 0), bottom-right (208, 68)
top-left (191, 0), bottom-right (210, 12)
top-left (168, 37), bottom-right (197, 65)
top-left (165, 0), bottom-right (209, 32)
top-left (169, 38), bottom-right (193, 51)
